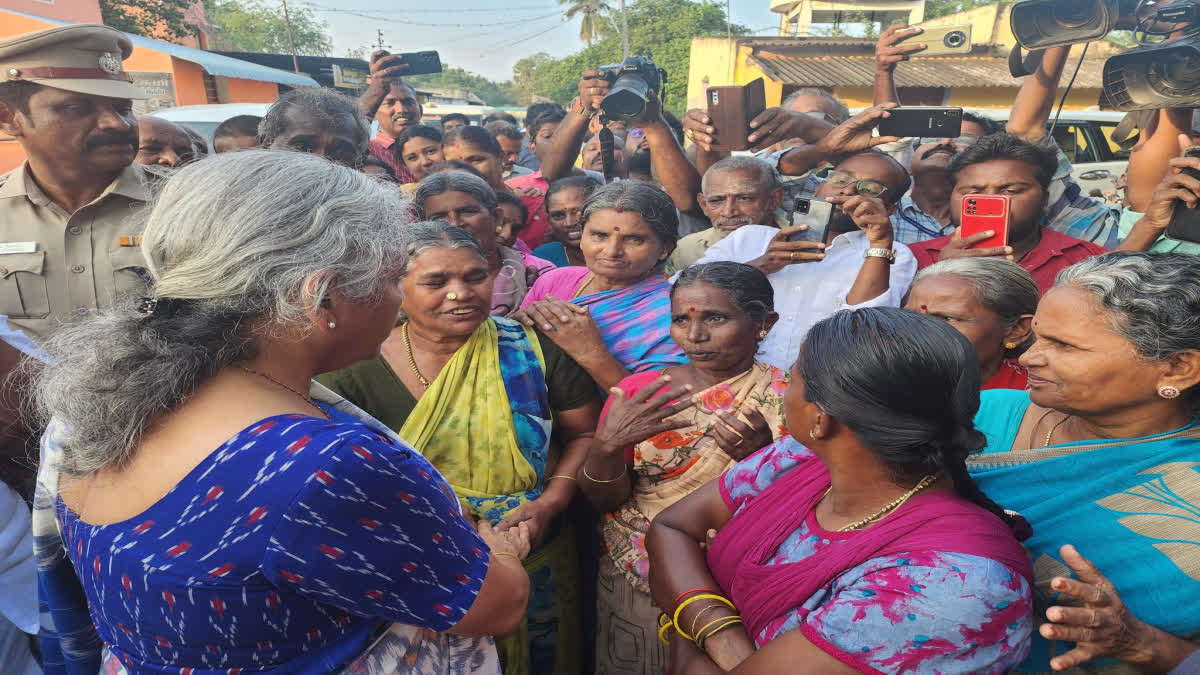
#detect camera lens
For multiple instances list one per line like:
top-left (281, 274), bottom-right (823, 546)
top-left (797, 201), bottom-right (810, 214)
top-left (944, 30), bottom-right (966, 47)
top-left (968, 199), bottom-right (977, 205)
top-left (1147, 50), bottom-right (1200, 97)
top-left (1051, 0), bottom-right (1096, 28)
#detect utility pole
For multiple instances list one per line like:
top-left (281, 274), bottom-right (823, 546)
top-left (726, 0), bottom-right (731, 38)
top-left (376, 29), bottom-right (389, 51)
top-left (620, 0), bottom-right (629, 58)
top-left (280, 0), bottom-right (300, 73)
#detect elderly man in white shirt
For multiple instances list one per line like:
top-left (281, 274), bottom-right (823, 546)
top-left (686, 142), bottom-right (917, 370)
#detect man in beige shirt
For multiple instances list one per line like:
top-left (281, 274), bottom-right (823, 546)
top-left (0, 24), bottom-right (152, 346)
top-left (667, 156), bottom-right (783, 274)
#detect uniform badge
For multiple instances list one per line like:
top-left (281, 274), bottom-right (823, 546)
top-left (98, 52), bottom-right (122, 76)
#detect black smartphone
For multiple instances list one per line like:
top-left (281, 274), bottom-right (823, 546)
top-left (395, 51), bottom-right (442, 76)
top-left (878, 107), bottom-right (963, 138)
top-left (787, 198), bottom-right (833, 243)
top-left (1165, 147), bottom-right (1200, 244)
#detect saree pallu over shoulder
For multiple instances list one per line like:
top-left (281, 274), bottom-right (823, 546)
top-left (398, 317), bottom-right (552, 523)
top-left (969, 390), bottom-right (1200, 672)
top-left (574, 274), bottom-right (686, 373)
top-left (708, 450), bottom-right (1033, 645)
top-left (603, 362), bottom-right (789, 592)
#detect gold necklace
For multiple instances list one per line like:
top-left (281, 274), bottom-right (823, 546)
top-left (239, 366), bottom-right (327, 418)
top-left (1028, 409), bottom-right (1072, 449)
top-left (825, 474), bottom-right (939, 532)
top-left (572, 272), bottom-right (595, 299)
top-left (400, 322), bottom-right (431, 389)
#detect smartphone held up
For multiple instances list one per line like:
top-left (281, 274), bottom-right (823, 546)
top-left (959, 194), bottom-right (1011, 248)
top-left (1165, 147), bottom-right (1200, 244)
top-left (787, 197), bottom-right (834, 243)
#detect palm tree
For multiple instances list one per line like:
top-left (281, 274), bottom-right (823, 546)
top-left (558, 0), bottom-right (612, 47)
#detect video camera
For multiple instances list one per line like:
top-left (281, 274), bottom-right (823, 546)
top-left (596, 56), bottom-right (667, 123)
top-left (1009, 0), bottom-right (1199, 110)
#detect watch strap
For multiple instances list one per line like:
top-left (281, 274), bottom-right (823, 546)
top-left (864, 247), bottom-right (896, 264)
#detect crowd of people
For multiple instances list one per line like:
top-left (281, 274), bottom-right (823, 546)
top-left (0, 19), bottom-right (1199, 675)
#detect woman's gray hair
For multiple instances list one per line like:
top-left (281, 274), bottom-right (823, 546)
top-left (581, 181), bottom-right (679, 245)
top-left (412, 170), bottom-right (498, 218)
top-left (914, 257), bottom-right (1039, 354)
top-left (33, 150), bottom-right (411, 477)
top-left (405, 221), bottom-right (487, 263)
top-left (1056, 252), bottom-right (1200, 362)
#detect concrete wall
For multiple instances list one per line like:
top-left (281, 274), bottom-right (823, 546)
top-left (0, 0), bottom-right (102, 24)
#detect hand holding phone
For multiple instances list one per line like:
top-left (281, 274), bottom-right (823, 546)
top-left (1164, 147), bottom-right (1200, 244)
top-left (787, 197), bottom-right (833, 243)
top-left (706, 78), bottom-right (766, 152)
top-left (877, 107), bottom-right (963, 138)
top-left (897, 25), bottom-right (972, 55)
top-left (939, 194), bottom-right (1014, 261)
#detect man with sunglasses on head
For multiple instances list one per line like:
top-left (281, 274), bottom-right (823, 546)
top-left (895, 114), bottom-right (998, 242)
top-left (682, 106), bottom-right (917, 370)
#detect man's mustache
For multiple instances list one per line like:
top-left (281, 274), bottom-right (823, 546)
top-left (86, 132), bottom-right (137, 149)
top-left (922, 146), bottom-right (957, 160)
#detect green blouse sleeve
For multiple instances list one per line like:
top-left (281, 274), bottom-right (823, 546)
top-left (316, 357), bottom-right (418, 433)
top-left (533, 329), bottom-right (598, 412)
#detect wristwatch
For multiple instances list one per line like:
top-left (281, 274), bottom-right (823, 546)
top-left (864, 247), bottom-right (896, 264)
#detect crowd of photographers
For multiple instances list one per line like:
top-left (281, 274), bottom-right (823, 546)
top-left (2, 8), bottom-right (1200, 674)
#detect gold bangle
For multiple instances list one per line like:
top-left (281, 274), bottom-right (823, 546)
top-left (697, 616), bottom-right (743, 650)
top-left (689, 604), bottom-right (729, 639)
top-left (494, 551), bottom-right (522, 563)
top-left (672, 594), bottom-right (734, 641)
top-left (548, 474), bottom-right (577, 482)
top-left (582, 464), bottom-right (627, 483)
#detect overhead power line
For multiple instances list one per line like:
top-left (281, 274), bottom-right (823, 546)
top-left (306, 5), bottom-right (562, 28)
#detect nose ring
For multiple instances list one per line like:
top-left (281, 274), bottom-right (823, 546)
top-left (447, 292), bottom-right (458, 300)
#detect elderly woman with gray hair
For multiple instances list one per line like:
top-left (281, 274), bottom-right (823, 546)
top-left (970, 252), bottom-right (1200, 673)
top-left (413, 171), bottom-right (553, 316)
top-left (905, 257), bottom-right (1040, 390)
top-left (31, 151), bottom-right (529, 674)
top-left (318, 221), bottom-right (602, 675)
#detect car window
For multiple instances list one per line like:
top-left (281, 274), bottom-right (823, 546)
top-left (1097, 122), bottom-right (1132, 160)
top-left (1049, 124), bottom-right (1098, 164)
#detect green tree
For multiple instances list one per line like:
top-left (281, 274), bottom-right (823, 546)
top-left (922, 0), bottom-right (994, 19)
top-left (515, 0), bottom-right (745, 115)
top-left (203, 0), bottom-right (333, 56)
top-left (559, 0), bottom-right (613, 47)
top-left (407, 66), bottom-right (519, 107)
top-left (100, 0), bottom-right (195, 41)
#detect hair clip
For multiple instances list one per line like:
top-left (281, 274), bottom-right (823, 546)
top-left (135, 297), bottom-right (158, 315)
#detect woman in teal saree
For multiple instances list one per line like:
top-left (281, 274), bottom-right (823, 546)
top-left (969, 252), bottom-right (1200, 674)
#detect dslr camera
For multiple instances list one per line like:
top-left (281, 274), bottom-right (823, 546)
top-left (1010, 0), bottom-right (1200, 110)
top-left (596, 56), bottom-right (667, 123)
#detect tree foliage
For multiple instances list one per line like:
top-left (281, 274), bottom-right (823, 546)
top-left (922, 0), bottom-right (995, 19)
top-left (407, 67), bottom-right (519, 107)
top-left (203, 0), bottom-right (333, 56)
top-left (100, 0), bottom-right (195, 41)
top-left (558, 0), bottom-right (614, 47)
top-left (513, 0), bottom-right (746, 115)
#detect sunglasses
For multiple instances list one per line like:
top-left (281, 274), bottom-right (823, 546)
top-left (629, 127), bottom-right (646, 139)
top-left (915, 134), bottom-right (981, 148)
top-left (825, 170), bottom-right (888, 198)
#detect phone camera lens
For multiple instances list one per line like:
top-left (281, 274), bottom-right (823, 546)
top-left (797, 202), bottom-right (809, 214)
top-left (968, 199), bottom-right (977, 205)
top-left (944, 30), bottom-right (966, 48)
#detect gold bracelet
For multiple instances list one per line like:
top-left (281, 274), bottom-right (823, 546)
top-left (582, 464), bottom-right (627, 483)
top-left (548, 474), bottom-right (577, 482)
top-left (493, 551), bottom-right (522, 563)
top-left (696, 616), bottom-right (743, 650)
top-left (689, 603), bottom-right (729, 639)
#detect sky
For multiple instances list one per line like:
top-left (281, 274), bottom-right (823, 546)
top-left (300, 0), bottom-right (782, 82)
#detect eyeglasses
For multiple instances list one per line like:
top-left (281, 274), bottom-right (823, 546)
top-left (915, 134), bottom-right (981, 148)
top-left (825, 170), bottom-right (889, 198)
top-left (628, 127), bottom-right (646, 139)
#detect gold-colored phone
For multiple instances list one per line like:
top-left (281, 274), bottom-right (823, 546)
top-left (898, 25), bottom-right (972, 56)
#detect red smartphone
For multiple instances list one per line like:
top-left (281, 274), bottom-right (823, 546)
top-left (958, 194), bottom-right (1010, 248)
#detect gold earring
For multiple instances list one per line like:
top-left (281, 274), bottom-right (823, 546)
top-left (446, 292), bottom-right (459, 300)
top-left (808, 428), bottom-right (816, 439)
top-left (1004, 342), bottom-right (1018, 349)
top-left (757, 329), bottom-right (768, 339)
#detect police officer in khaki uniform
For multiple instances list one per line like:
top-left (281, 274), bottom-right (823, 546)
top-left (0, 24), bottom-right (152, 346)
